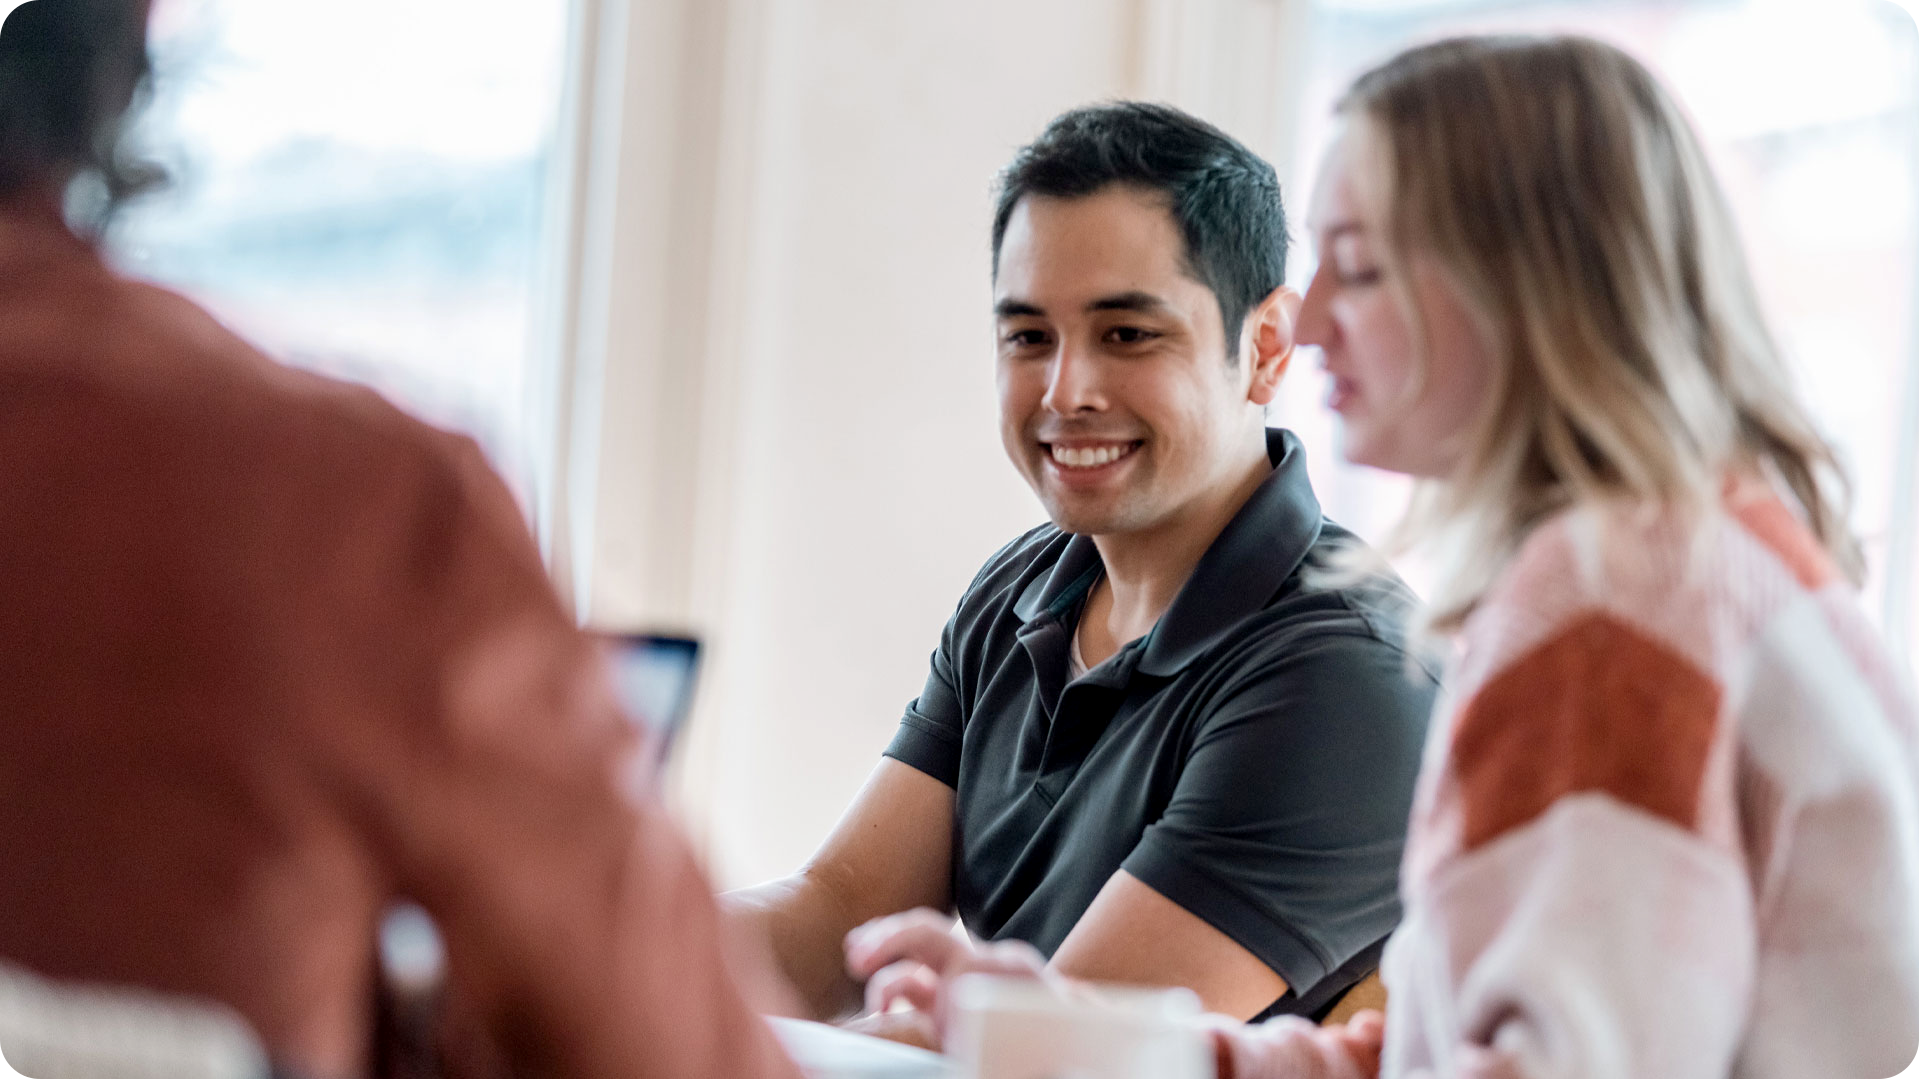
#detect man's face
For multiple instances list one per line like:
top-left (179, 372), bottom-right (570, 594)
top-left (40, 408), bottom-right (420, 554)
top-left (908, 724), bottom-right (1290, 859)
top-left (994, 185), bottom-right (1263, 538)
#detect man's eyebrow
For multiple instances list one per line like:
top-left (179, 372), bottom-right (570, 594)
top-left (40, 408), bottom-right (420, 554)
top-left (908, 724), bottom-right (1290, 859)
top-left (1086, 291), bottom-right (1174, 316)
top-left (994, 298), bottom-right (1044, 319)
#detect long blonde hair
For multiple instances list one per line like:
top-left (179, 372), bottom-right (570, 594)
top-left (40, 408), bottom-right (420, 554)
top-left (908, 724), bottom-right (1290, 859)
top-left (1337, 35), bottom-right (1861, 635)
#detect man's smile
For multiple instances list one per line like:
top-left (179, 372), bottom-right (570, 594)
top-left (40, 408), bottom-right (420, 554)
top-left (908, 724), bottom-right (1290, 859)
top-left (1044, 439), bottom-right (1144, 470)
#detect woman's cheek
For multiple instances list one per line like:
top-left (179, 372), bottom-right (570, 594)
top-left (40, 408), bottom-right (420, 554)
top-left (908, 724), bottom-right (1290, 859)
top-left (1360, 299), bottom-right (1415, 385)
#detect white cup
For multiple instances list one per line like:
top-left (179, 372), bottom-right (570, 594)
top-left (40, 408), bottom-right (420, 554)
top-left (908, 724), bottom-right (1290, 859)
top-left (946, 974), bottom-right (1214, 1079)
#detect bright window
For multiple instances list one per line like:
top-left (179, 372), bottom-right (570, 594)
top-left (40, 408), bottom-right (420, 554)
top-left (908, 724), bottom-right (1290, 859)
top-left (110, 0), bottom-right (573, 504)
top-left (1280, 0), bottom-right (1918, 648)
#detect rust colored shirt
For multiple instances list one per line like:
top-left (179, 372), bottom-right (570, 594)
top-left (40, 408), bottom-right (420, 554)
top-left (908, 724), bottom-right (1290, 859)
top-left (0, 206), bottom-right (795, 1076)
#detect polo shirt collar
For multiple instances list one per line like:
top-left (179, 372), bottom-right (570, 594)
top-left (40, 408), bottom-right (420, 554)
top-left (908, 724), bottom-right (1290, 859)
top-left (1013, 535), bottom-right (1101, 624)
top-left (1010, 428), bottom-right (1324, 673)
top-left (1141, 427), bottom-right (1322, 674)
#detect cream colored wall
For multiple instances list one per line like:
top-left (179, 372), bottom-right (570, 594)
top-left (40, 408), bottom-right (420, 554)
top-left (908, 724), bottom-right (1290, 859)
top-left (549, 0), bottom-right (1311, 888)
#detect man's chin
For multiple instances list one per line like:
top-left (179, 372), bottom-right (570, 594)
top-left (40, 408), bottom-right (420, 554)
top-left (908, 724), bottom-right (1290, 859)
top-left (1026, 468), bottom-right (1157, 536)
top-left (1040, 500), bottom-right (1137, 538)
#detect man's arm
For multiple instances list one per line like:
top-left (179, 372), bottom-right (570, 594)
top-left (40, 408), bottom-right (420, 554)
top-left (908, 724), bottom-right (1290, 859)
top-left (1093, 633), bottom-right (1429, 1019)
top-left (1050, 870), bottom-right (1286, 1019)
top-left (847, 909), bottom-right (1382, 1078)
top-left (725, 757), bottom-right (955, 1020)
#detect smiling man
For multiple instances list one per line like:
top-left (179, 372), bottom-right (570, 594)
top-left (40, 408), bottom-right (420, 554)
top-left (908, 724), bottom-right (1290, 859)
top-left (729, 103), bottom-right (1436, 1029)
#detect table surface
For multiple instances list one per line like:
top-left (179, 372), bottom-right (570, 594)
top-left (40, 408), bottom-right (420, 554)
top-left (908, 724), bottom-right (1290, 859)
top-left (768, 1016), bottom-right (955, 1079)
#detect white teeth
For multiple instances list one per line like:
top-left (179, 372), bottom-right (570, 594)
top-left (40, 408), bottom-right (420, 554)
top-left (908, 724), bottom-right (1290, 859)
top-left (1049, 443), bottom-right (1134, 468)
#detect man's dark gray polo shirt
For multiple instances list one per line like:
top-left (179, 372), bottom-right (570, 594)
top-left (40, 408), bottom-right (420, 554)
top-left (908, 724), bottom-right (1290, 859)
top-left (885, 428), bottom-right (1437, 1019)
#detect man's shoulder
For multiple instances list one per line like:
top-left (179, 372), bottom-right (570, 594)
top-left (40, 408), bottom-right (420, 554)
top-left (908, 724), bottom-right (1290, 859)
top-left (1123, 519), bottom-right (1438, 817)
top-left (1211, 520), bottom-right (1440, 690)
top-left (1181, 567), bottom-right (1436, 778)
top-left (1304, 520), bottom-right (1429, 641)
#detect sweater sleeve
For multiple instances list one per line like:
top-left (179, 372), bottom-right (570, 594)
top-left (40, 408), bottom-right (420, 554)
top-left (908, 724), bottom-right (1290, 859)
top-left (357, 433), bottom-right (799, 1077)
top-left (1384, 592), bottom-right (1756, 1078)
top-left (1386, 797), bottom-right (1754, 1077)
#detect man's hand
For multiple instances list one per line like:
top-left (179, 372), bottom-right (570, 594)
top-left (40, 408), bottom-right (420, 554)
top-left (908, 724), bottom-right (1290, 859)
top-left (843, 907), bottom-right (1058, 1042)
top-left (848, 909), bottom-right (1393, 1078)
top-left (1210, 1008), bottom-right (1385, 1079)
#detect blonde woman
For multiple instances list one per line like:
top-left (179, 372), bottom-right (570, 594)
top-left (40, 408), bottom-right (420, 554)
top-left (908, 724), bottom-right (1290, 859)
top-left (846, 35), bottom-right (1917, 1077)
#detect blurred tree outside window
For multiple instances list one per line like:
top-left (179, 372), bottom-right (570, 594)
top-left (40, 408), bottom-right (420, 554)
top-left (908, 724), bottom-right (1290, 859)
top-left (110, 0), bottom-right (573, 507)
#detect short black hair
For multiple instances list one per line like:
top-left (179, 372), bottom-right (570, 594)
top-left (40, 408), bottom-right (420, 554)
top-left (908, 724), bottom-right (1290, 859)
top-left (991, 102), bottom-right (1288, 360)
top-left (0, 0), bottom-right (158, 228)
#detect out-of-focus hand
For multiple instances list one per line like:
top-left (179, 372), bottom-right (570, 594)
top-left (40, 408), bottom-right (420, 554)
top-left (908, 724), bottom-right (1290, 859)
top-left (838, 1007), bottom-right (942, 1051)
top-left (842, 907), bottom-right (1057, 1043)
top-left (1209, 1008), bottom-right (1385, 1078)
top-left (1451, 1040), bottom-right (1521, 1078)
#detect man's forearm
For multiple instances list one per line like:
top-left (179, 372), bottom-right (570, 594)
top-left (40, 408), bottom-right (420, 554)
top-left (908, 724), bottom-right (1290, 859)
top-left (723, 873), bottom-right (868, 1021)
top-left (723, 758), bottom-right (959, 1022)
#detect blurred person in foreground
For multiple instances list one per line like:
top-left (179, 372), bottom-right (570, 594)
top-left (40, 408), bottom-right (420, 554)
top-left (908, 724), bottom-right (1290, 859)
top-left (846, 35), bottom-right (1918, 1078)
top-left (0, 1), bottom-right (794, 1073)
top-left (728, 101), bottom-right (1438, 1037)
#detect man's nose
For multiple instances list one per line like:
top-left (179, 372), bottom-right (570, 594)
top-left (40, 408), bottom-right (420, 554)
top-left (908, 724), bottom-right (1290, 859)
top-left (1040, 340), bottom-right (1105, 414)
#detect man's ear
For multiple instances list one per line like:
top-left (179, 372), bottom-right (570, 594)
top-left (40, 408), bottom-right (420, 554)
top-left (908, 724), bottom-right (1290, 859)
top-left (1244, 286), bottom-right (1300, 407)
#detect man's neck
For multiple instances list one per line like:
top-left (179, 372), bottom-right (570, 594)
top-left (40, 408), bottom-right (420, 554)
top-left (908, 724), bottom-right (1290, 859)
top-left (1078, 433), bottom-right (1273, 664)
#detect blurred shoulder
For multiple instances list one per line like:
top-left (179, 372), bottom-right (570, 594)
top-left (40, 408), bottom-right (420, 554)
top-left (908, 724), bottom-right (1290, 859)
top-left (3, 242), bottom-right (521, 550)
top-left (111, 272), bottom-right (494, 486)
top-left (1457, 491), bottom-right (1837, 700)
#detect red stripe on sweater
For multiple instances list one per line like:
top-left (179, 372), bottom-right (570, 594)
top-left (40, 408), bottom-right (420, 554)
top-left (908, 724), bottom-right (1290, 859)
top-left (1453, 613), bottom-right (1721, 852)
